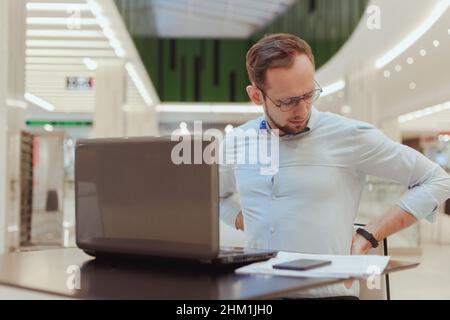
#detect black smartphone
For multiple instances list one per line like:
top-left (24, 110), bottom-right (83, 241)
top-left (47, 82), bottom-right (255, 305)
top-left (272, 259), bottom-right (332, 271)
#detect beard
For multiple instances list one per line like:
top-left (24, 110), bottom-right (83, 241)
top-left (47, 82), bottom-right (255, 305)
top-left (279, 123), bottom-right (304, 135)
top-left (264, 106), bottom-right (310, 135)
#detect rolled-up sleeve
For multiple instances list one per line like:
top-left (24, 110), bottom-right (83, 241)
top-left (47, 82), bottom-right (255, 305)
top-left (352, 123), bottom-right (450, 222)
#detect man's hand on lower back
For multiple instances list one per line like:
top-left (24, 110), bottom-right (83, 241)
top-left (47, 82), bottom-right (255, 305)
top-left (235, 212), bottom-right (244, 231)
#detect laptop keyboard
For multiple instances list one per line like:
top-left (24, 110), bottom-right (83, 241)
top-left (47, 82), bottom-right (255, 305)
top-left (219, 247), bottom-right (246, 255)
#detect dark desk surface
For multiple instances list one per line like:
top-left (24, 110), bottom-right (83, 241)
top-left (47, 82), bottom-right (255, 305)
top-left (0, 248), bottom-right (418, 300)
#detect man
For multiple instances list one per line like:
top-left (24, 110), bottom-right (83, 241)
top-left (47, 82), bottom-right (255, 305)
top-left (219, 33), bottom-right (450, 299)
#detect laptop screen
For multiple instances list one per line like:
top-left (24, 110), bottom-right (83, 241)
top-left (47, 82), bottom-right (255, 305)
top-left (75, 137), bottom-right (219, 256)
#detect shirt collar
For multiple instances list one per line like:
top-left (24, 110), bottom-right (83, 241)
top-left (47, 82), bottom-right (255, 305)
top-left (259, 106), bottom-right (320, 138)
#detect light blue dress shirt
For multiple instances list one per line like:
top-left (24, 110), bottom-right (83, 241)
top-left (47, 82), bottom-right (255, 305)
top-left (219, 107), bottom-right (450, 297)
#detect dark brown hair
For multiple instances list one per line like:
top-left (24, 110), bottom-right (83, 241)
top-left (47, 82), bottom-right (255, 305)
top-left (246, 33), bottom-right (315, 91)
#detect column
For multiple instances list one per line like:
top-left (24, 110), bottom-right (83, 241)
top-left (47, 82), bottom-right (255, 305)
top-left (6, 0), bottom-right (27, 251)
top-left (344, 64), bottom-right (380, 126)
top-left (0, 0), bottom-right (26, 254)
top-left (93, 60), bottom-right (126, 138)
top-left (124, 106), bottom-right (159, 137)
top-left (0, 0), bottom-right (8, 254)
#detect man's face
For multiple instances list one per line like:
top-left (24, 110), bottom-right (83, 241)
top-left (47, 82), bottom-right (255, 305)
top-left (262, 54), bottom-right (316, 135)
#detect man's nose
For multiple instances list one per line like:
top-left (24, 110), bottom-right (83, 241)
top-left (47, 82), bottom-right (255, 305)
top-left (292, 99), bottom-right (308, 117)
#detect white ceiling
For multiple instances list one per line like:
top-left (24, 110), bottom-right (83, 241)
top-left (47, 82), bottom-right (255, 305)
top-left (155, 0), bottom-right (450, 132)
top-left (140, 0), bottom-right (295, 38)
top-left (316, 0), bottom-right (450, 136)
top-left (25, 0), bottom-right (159, 117)
top-left (23, 0), bottom-right (450, 136)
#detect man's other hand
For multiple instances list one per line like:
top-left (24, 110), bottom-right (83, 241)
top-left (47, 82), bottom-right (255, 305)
top-left (350, 233), bottom-right (372, 256)
top-left (344, 233), bottom-right (372, 289)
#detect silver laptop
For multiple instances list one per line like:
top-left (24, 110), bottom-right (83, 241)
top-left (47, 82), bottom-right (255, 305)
top-left (75, 136), bottom-right (277, 264)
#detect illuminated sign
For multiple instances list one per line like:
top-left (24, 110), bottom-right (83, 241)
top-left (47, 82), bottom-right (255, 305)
top-left (66, 76), bottom-right (94, 90)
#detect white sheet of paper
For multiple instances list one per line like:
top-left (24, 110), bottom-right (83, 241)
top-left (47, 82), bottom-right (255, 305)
top-left (235, 251), bottom-right (390, 279)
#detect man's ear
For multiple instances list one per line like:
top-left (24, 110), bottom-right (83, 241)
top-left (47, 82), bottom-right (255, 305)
top-left (246, 85), bottom-right (264, 105)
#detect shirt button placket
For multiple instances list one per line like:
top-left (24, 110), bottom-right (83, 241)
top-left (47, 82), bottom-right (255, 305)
top-left (269, 175), bottom-right (276, 244)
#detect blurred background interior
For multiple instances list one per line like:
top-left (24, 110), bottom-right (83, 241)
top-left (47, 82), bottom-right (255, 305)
top-left (1, 0), bottom-right (450, 299)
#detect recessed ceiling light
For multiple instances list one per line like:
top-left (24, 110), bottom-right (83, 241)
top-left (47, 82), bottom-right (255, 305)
top-left (395, 65), bottom-right (402, 72)
top-left (448, 29), bottom-right (450, 35)
top-left (114, 47), bottom-right (126, 58)
top-left (407, 57), bottom-right (414, 64)
top-left (433, 40), bottom-right (440, 47)
top-left (409, 82), bottom-right (417, 90)
top-left (83, 57), bottom-right (97, 70)
top-left (383, 70), bottom-right (391, 78)
top-left (374, 0), bottom-right (450, 69)
top-left (419, 49), bottom-right (427, 56)
top-left (178, 122), bottom-right (190, 135)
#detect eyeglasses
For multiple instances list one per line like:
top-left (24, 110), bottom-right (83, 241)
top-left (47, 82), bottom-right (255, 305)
top-left (259, 80), bottom-right (323, 112)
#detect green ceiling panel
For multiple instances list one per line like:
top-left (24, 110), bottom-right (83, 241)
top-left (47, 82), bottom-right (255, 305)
top-left (116, 0), bottom-right (368, 102)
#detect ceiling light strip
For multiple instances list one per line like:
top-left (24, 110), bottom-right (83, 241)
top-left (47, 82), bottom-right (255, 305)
top-left (24, 92), bottom-right (55, 111)
top-left (320, 80), bottom-right (346, 97)
top-left (27, 30), bottom-right (104, 38)
top-left (26, 3), bottom-right (90, 11)
top-left (26, 17), bottom-right (98, 26)
top-left (125, 63), bottom-right (152, 106)
top-left (398, 101), bottom-right (450, 123)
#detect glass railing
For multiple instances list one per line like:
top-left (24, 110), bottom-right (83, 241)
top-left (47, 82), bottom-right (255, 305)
top-left (357, 176), bottom-right (421, 251)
